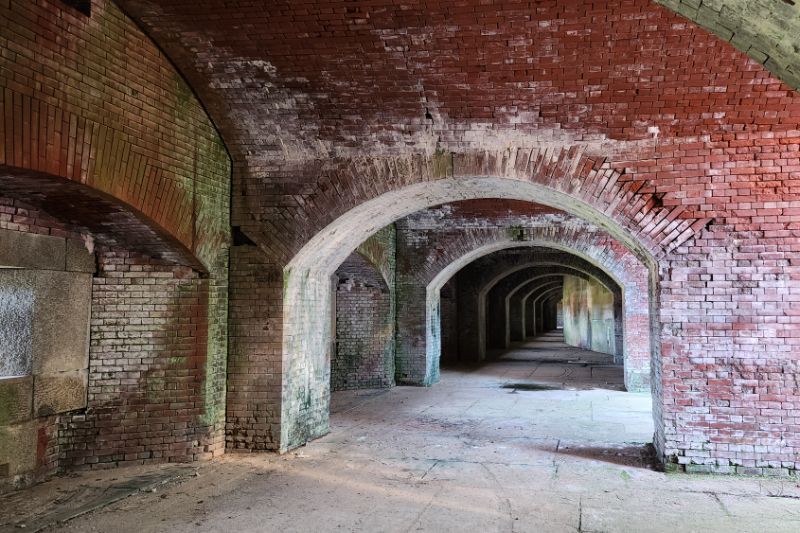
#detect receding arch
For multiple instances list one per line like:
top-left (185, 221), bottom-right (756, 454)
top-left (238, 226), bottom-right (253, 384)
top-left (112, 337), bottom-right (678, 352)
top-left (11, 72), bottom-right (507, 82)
top-left (287, 177), bottom-right (659, 278)
top-left (424, 240), bottom-right (648, 392)
top-left (514, 278), bottom-right (563, 339)
top-left (535, 287), bottom-right (565, 333)
top-left (476, 261), bottom-right (621, 359)
top-left (505, 277), bottom-right (566, 347)
top-left (522, 282), bottom-right (564, 338)
top-left (282, 176), bottom-right (664, 453)
top-left (0, 166), bottom-right (205, 270)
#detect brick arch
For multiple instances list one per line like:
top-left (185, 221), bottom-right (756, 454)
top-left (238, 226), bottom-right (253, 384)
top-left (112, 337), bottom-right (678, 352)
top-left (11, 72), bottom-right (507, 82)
top-left (352, 235), bottom-right (395, 293)
top-left (117, 0), bottom-right (770, 263)
top-left (0, 0), bottom-right (231, 273)
top-left (0, 166), bottom-right (202, 269)
top-left (508, 274), bottom-right (624, 359)
top-left (477, 261), bottom-right (618, 351)
top-left (112, 0), bottom-right (800, 473)
top-left (654, 0), bottom-right (800, 90)
top-left (287, 176), bottom-right (662, 280)
top-left (499, 269), bottom-right (623, 363)
top-left (337, 250), bottom-right (391, 292)
top-left (523, 282), bottom-right (566, 337)
top-left (482, 259), bottom-right (644, 391)
top-left (412, 241), bottom-right (639, 386)
top-left (281, 177), bottom-right (663, 451)
top-left (517, 279), bottom-right (564, 337)
top-left (537, 288), bottom-right (566, 332)
top-left (392, 203), bottom-right (651, 386)
top-left (0, 1), bottom-right (234, 486)
top-left (419, 239), bottom-right (650, 391)
top-left (485, 268), bottom-right (611, 350)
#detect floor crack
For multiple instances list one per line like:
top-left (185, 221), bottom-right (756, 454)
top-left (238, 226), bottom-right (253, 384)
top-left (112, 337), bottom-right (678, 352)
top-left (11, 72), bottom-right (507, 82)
top-left (420, 461), bottom-right (439, 481)
top-left (711, 492), bottom-right (731, 517)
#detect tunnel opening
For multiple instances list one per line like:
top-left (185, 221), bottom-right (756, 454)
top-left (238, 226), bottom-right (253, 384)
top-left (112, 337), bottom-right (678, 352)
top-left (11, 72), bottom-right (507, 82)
top-left (289, 181), bottom-right (661, 463)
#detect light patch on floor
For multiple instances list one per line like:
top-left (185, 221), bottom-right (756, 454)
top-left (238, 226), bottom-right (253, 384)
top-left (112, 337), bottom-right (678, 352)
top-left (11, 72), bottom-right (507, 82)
top-left (2, 337), bottom-right (799, 532)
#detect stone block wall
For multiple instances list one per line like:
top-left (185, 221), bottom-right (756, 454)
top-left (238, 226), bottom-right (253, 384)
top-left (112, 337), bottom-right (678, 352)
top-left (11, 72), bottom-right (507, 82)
top-left (0, 198), bottom-right (95, 492)
top-left (0, 224), bottom-right (93, 492)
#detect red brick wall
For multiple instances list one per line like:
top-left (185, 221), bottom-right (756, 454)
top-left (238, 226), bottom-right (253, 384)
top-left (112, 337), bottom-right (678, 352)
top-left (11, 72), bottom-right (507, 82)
top-left (333, 253), bottom-right (394, 390)
top-left (0, 197), bottom-right (84, 242)
top-left (0, 0), bottom-right (231, 478)
top-left (114, 0), bottom-right (800, 472)
top-left (60, 250), bottom-right (220, 469)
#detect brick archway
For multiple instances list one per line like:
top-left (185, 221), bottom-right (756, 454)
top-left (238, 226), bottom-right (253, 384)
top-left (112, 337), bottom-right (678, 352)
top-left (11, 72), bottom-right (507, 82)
top-left (459, 255), bottom-right (639, 390)
top-left (482, 267), bottom-right (615, 353)
top-left (0, 166), bottom-right (203, 269)
top-left (518, 280), bottom-right (564, 337)
top-left (499, 268), bottom-right (622, 360)
top-left (281, 176), bottom-right (664, 454)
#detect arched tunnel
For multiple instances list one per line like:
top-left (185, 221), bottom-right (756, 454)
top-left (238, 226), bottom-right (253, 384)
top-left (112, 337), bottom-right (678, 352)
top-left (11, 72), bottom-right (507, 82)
top-left (3, 0), bottom-right (800, 530)
top-left (330, 200), bottom-right (649, 399)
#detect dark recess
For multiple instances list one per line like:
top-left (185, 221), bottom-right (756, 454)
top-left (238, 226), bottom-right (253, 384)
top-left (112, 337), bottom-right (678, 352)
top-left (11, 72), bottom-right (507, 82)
top-left (61, 0), bottom-right (91, 16)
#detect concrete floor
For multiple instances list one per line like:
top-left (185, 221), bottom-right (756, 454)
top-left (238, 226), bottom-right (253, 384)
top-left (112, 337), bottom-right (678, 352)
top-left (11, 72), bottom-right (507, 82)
top-left (3, 334), bottom-right (800, 532)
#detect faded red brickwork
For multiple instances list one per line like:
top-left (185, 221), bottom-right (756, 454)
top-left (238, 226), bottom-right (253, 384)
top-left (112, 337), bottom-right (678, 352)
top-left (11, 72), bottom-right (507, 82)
top-left (226, 246), bottom-right (282, 451)
top-left (0, 0), bottom-right (230, 264)
top-left (332, 225), bottom-right (396, 391)
top-left (0, 0), bottom-right (793, 473)
top-left (333, 253), bottom-right (394, 390)
top-left (0, 0), bottom-right (230, 478)
top-left (394, 200), bottom-right (651, 391)
top-left (0, 196), bottom-right (85, 242)
top-left (60, 251), bottom-right (220, 469)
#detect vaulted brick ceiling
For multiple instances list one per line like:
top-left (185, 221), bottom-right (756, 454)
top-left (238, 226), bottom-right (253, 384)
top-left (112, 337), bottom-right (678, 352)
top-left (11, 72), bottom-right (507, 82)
top-left (116, 0), bottom-right (800, 173)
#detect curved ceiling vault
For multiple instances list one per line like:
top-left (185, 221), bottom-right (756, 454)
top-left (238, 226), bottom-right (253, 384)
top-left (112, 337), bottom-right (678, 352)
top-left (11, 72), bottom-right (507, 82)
top-left (115, 0), bottom-right (800, 166)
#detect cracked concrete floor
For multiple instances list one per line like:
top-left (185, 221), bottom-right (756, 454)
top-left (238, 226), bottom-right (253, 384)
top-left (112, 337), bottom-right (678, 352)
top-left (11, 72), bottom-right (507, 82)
top-left (3, 336), bottom-right (800, 532)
